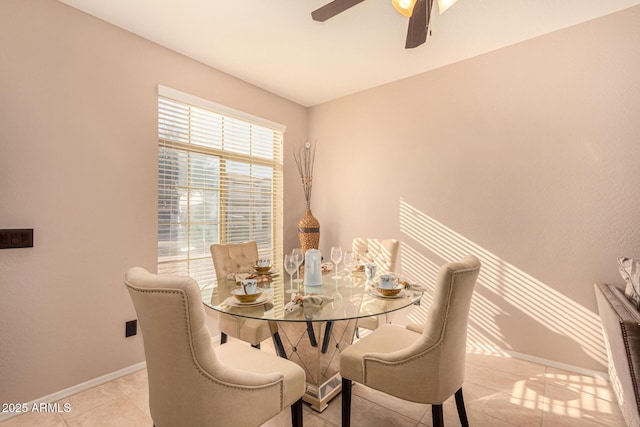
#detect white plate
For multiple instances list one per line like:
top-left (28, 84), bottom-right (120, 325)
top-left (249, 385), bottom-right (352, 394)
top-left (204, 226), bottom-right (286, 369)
top-left (254, 267), bottom-right (279, 273)
top-left (249, 269), bottom-right (279, 279)
top-left (367, 287), bottom-right (406, 299)
top-left (225, 294), bottom-right (269, 307)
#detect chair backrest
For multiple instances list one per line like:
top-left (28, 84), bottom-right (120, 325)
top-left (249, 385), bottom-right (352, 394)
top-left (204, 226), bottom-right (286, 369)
top-left (210, 241), bottom-right (259, 279)
top-left (416, 255), bottom-right (481, 401)
top-left (126, 267), bottom-right (287, 426)
top-left (125, 267), bottom-right (222, 424)
top-left (352, 238), bottom-right (399, 273)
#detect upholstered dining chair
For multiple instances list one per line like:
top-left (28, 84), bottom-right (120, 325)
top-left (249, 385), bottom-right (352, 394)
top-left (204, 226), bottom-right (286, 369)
top-left (352, 238), bottom-right (399, 274)
top-left (340, 255), bottom-right (481, 427)
top-left (210, 241), bottom-right (285, 357)
top-left (352, 238), bottom-right (400, 334)
top-left (125, 267), bottom-right (305, 427)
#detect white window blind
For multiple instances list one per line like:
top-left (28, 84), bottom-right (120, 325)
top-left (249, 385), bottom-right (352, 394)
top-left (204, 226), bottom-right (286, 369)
top-left (157, 86), bottom-right (284, 285)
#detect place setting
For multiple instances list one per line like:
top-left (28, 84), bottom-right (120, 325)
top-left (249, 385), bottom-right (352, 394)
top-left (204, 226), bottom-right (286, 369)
top-left (231, 258), bottom-right (280, 286)
top-left (253, 258), bottom-right (278, 275)
top-left (224, 278), bottom-right (271, 307)
top-left (366, 273), bottom-right (412, 299)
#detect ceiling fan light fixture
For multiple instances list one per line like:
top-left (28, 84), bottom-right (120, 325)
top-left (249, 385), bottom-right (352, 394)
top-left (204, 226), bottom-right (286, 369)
top-left (436, 0), bottom-right (458, 14)
top-left (392, 0), bottom-right (418, 17)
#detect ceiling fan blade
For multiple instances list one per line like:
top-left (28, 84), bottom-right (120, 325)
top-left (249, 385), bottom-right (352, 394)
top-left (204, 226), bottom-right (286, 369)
top-left (405, 0), bottom-right (433, 49)
top-left (311, 0), bottom-right (366, 22)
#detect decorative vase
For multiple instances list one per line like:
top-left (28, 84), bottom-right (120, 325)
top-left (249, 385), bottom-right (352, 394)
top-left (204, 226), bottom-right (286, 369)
top-left (298, 209), bottom-right (320, 254)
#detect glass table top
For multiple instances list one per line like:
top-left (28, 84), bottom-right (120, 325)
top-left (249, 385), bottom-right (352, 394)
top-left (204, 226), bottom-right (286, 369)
top-left (200, 269), bottom-right (423, 323)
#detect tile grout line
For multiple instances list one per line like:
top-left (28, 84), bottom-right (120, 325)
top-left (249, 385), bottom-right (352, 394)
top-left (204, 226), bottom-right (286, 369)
top-left (121, 392), bottom-right (153, 424)
top-left (540, 365), bottom-right (548, 427)
top-left (352, 384), bottom-right (430, 425)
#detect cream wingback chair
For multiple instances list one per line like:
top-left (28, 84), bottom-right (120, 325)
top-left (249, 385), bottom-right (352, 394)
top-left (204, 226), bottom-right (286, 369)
top-left (124, 267), bottom-right (305, 427)
top-left (210, 241), bottom-right (285, 357)
top-left (352, 238), bottom-right (399, 273)
top-left (340, 255), bottom-right (481, 427)
top-left (352, 238), bottom-right (400, 333)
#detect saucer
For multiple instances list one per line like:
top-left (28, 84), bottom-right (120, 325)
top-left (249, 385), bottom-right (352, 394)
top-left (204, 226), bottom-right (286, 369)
top-left (224, 294), bottom-right (269, 307)
top-left (226, 293), bottom-right (269, 307)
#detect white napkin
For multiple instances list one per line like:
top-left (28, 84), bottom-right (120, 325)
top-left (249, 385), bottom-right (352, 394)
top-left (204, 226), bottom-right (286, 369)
top-left (230, 272), bottom-right (272, 284)
top-left (227, 271), bottom-right (253, 281)
top-left (284, 294), bottom-right (334, 313)
top-left (321, 262), bottom-right (333, 273)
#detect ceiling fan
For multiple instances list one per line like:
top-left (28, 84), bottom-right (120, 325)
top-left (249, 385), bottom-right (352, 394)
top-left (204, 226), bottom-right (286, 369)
top-left (311, 0), bottom-right (457, 49)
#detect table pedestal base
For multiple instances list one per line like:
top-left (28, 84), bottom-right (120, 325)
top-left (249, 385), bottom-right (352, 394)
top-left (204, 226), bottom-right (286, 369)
top-left (303, 375), bottom-right (342, 412)
top-left (277, 319), bottom-right (358, 412)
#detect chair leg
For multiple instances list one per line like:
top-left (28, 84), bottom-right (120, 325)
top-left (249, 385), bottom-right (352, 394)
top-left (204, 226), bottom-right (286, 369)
top-left (272, 332), bottom-right (287, 358)
top-left (432, 404), bottom-right (444, 427)
top-left (220, 332), bottom-right (228, 344)
top-left (342, 378), bottom-right (352, 427)
top-left (291, 398), bottom-right (303, 427)
top-left (455, 388), bottom-right (469, 427)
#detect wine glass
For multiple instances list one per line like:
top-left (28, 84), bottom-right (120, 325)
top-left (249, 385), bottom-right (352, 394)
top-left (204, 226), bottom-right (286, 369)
top-left (284, 254), bottom-right (297, 294)
top-left (292, 248), bottom-right (303, 283)
top-left (330, 246), bottom-right (343, 278)
top-left (343, 251), bottom-right (356, 286)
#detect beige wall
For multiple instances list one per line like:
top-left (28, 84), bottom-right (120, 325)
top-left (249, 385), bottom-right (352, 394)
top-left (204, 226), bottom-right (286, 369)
top-left (0, 0), bottom-right (307, 404)
top-left (2, 0), bottom-right (639, 407)
top-left (308, 6), bottom-right (640, 371)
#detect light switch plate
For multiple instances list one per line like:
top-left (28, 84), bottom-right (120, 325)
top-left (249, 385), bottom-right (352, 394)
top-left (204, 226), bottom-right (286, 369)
top-left (0, 229), bottom-right (33, 249)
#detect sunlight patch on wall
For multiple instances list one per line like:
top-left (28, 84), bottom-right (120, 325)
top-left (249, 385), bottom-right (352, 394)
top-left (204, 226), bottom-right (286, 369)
top-left (398, 198), bottom-right (606, 366)
top-left (400, 243), bottom-right (437, 326)
top-left (401, 243), bottom-right (510, 348)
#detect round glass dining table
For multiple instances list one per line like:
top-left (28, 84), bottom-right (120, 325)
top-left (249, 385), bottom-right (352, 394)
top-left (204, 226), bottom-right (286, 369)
top-left (201, 268), bottom-right (423, 412)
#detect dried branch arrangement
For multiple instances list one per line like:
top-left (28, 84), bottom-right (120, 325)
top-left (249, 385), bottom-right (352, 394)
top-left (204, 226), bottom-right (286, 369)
top-left (293, 141), bottom-right (316, 210)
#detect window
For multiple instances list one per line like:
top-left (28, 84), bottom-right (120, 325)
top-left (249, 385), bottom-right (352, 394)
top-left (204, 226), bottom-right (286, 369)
top-left (157, 86), bottom-right (284, 285)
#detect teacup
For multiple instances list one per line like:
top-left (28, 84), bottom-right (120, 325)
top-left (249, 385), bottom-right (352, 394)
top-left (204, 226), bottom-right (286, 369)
top-left (379, 274), bottom-right (396, 289)
top-left (364, 263), bottom-right (377, 281)
top-left (240, 279), bottom-right (258, 295)
top-left (257, 258), bottom-right (271, 267)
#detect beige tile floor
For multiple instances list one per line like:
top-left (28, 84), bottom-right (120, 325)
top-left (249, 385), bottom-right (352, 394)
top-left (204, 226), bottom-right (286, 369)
top-left (0, 344), bottom-right (626, 427)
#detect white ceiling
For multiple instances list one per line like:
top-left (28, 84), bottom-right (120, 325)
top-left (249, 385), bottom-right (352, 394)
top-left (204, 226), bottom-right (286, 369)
top-left (58, 0), bottom-right (640, 107)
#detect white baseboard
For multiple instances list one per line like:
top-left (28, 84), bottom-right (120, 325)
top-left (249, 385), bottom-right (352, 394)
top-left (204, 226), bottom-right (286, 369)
top-left (1, 337), bottom-right (608, 423)
top-left (0, 361), bottom-right (147, 423)
top-left (467, 341), bottom-right (609, 380)
top-left (0, 335), bottom-right (225, 423)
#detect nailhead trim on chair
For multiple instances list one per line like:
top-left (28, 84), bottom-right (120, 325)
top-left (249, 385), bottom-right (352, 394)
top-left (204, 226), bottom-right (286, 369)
top-left (125, 285), bottom-right (286, 409)
top-left (344, 260), bottom-right (478, 427)
top-left (362, 268), bottom-right (477, 394)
